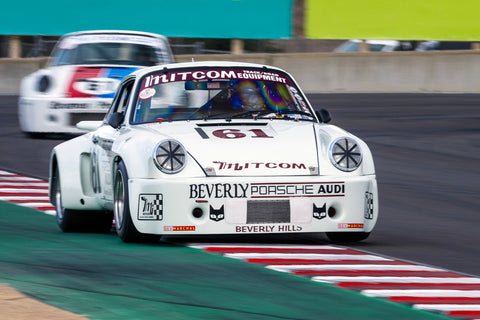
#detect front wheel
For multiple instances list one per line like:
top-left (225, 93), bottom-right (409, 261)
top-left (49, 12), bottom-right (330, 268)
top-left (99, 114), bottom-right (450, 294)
top-left (326, 231), bottom-right (370, 243)
top-left (113, 160), bottom-right (160, 243)
top-left (52, 167), bottom-right (112, 233)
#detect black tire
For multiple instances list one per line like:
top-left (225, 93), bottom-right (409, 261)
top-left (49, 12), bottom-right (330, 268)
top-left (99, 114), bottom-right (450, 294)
top-left (52, 166), bottom-right (113, 233)
top-left (113, 160), bottom-right (160, 243)
top-left (326, 231), bottom-right (370, 243)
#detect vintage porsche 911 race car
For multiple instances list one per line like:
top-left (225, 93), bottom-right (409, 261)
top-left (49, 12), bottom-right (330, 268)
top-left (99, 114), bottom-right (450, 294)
top-left (19, 30), bottom-right (174, 136)
top-left (49, 61), bottom-right (378, 243)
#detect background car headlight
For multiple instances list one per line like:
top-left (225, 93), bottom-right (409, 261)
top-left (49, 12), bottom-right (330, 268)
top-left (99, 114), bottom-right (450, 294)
top-left (153, 140), bottom-right (186, 174)
top-left (329, 137), bottom-right (362, 172)
top-left (37, 75), bottom-right (51, 93)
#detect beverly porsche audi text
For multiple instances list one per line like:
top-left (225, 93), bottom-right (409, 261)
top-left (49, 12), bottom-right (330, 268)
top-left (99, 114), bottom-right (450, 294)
top-left (49, 61), bottom-right (378, 243)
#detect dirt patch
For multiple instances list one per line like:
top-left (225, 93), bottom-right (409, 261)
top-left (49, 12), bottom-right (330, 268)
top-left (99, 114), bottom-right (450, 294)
top-left (0, 284), bottom-right (89, 320)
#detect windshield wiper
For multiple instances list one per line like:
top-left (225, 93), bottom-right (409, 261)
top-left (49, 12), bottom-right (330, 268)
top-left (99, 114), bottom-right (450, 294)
top-left (273, 110), bottom-right (314, 118)
top-left (202, 112), bottom-right (234, 120)
top-left (253, 110), bottom-right (315, 121)
top-left (228, 111), bottom-right (272, 119)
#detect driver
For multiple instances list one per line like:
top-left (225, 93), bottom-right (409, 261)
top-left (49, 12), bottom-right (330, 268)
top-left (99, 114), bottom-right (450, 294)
top-left (236, 82), bottom-right (267, 111)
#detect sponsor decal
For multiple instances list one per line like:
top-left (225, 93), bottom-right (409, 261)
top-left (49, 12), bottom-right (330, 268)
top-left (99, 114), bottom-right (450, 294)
top-left (73, 78), bottom-right (119, 96)
top-left (49, 101), bottom-right (110, 110)
top-left (144, 69), bottom-right (288, 87)
top-left (59, 35), bottom-right (165, 49)
top-left (209, 205), bottom-right (224, 222)
top-left (189, 182), bottom-right (345, 199)
top-left (67, 67), bottom-right (137, 98)
top-left (163, 226), bottom-right (196, 231)
top-left (338, 223), bottom-right (364, 229)
top-left (190, 183), bottom-right (249, 199)
top-left (235, 225), bottom-right (302, 233)
top-left (139, 87), bottom-right (156, 100)
top-left (313, 203), bottom-right (327, 220)
top-left (365, 192), bottom-right (374, 219)
top-left (212, 161), bottom-right (306, 171)
top-left (97, 101), bottom-right (112, 109)
top-left (138, 194), bottom-right (163, 220)
top-left (49, 102), bottom-right (89, 109)
top-left (100, 139), bottom-right (113, 151)
top-left (250, 182), bottom-right (345, 198)
top-left (195, 128), bottom-right (274, 140)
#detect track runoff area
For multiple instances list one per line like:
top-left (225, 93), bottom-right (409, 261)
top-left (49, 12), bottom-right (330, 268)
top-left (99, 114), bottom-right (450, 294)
top-left (2, 169), bottom-right (480, 319)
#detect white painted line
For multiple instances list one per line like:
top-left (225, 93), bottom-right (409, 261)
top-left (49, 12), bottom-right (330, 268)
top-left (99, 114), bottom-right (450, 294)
top-left (223, 253), bottom-right (393, 261)
top-left (15, 202), bottom-right (53, 208)
top-left (0, 196), bottom-right (50, 201)
top-left (188, 244), bottom-right (344, 250)
top-left (268, 264), bottom-right (444, 272)
top-left (0, 176), bottom-right (44, 182)
top-left (362, 289), bottom-right (480, 298)
top-left (414, 304), bottom-right (480, 311)
top-left (0, 188), bottom-right (48, 193)
top-left (0, 182), bottom-right (48, 186)
top-left (44, 210), bottom-right (56, 216)
top-left (312, 276), bottom-right (480, 284)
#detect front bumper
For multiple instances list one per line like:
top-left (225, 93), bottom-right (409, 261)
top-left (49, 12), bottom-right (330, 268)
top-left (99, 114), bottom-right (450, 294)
top-left (128, 175), bottom-right (378, 235)
top-left (18, 97), bottom-right (111, 134)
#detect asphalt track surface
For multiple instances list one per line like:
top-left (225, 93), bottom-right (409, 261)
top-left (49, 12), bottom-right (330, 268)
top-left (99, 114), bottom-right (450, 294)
top-left (1, 93), bottom-right (479, 275)
top-left (0, 93), bottom-right (479, 318)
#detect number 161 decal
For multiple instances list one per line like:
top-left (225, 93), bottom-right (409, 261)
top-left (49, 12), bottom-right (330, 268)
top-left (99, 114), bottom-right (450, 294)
top-left (195, 128), bottom-right (274, 139)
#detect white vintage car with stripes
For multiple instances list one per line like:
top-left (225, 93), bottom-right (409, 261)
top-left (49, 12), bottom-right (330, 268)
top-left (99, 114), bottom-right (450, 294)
top-left (49, 61), bottom-right (378, 243)
top-left (19, 30), bottom-right (174, 136)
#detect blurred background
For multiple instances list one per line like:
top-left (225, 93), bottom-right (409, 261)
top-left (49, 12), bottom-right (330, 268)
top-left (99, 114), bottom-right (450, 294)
top-left (1, 0), bottom-right (479, 57)
top-left (2, 0), bottom-right (480, 94)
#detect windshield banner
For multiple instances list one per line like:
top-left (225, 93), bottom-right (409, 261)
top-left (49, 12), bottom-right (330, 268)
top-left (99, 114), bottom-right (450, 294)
top-left (143, 69), bottom-right (292, 87)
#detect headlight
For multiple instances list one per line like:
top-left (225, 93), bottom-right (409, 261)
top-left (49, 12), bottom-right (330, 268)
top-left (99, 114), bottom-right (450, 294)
top-left (153, 140), bottom-right (187, 174)
top-left (37, 75), bottom-right (51, 93)
top-left (329, 137), bottom-right (362, 172)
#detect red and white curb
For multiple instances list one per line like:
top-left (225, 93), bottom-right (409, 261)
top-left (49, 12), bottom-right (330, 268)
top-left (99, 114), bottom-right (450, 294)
top-left (2, 169), bottom-right (480, 319)
top-left (0, 170), bottom-right (55, 215)
top-left (189, 244), bottom-right (480, 319)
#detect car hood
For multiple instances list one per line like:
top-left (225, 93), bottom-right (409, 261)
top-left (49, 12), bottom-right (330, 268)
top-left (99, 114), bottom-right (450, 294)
top-left (141, 121), bottom-right (320, 177)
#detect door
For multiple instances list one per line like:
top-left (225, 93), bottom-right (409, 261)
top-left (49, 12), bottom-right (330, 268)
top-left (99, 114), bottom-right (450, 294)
top-left (91, 79), bottom-right (135, 205)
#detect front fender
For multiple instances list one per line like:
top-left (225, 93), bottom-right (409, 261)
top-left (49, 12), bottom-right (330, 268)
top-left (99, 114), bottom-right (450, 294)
top-left (113, 131), bottom-right (205, 179)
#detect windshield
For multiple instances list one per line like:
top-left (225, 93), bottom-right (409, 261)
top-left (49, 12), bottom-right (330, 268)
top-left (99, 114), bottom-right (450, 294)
top-left (131, 67), bottom-right (315, 123)
top-left (50, 34), bottom-right (171, 66)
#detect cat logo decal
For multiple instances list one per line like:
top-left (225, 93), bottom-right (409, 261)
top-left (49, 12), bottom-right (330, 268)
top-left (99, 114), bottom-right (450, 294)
top-left (209, 205), bottom-right (225, 222)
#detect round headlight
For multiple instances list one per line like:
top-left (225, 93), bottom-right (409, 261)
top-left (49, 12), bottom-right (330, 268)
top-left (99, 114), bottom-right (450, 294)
top-left (37, 75), bottom-right (51, 93)
top-left (329, 137), bottom-right (362, 172)
top-left (153, 140), bottom-right (186, 174)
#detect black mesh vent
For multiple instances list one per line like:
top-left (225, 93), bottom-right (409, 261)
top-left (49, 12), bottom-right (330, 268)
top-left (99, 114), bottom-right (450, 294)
top-left (247, 200), bottom-right (290, 224)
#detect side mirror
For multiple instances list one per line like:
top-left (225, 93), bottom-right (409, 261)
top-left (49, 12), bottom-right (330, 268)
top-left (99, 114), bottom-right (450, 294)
top-left (108, 112), bottom-right (124, 129)
top-left (315, 108), bottom-right (331, 123)
top-left (76, 120), bottom-right (102, 132)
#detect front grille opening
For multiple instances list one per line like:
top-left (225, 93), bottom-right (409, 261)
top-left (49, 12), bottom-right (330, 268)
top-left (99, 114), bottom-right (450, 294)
top-left (247, 200), bottom-right (290, 224)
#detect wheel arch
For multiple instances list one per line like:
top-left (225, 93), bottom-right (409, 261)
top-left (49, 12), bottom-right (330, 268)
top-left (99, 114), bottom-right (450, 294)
top-left (50, 135), bottom-right (103, 211)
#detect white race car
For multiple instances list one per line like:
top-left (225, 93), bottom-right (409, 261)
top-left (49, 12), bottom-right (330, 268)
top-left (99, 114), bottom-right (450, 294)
top-left (19, 30), bottom-right (174, 136)
top-left (49, 61), bottom-right (378, 243)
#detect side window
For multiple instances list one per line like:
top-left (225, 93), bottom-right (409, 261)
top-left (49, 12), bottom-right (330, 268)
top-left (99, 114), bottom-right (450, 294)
top-left (105, 79), bottom-right (135, 121)
top-left (115, 81), bottom-right (134, 114)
